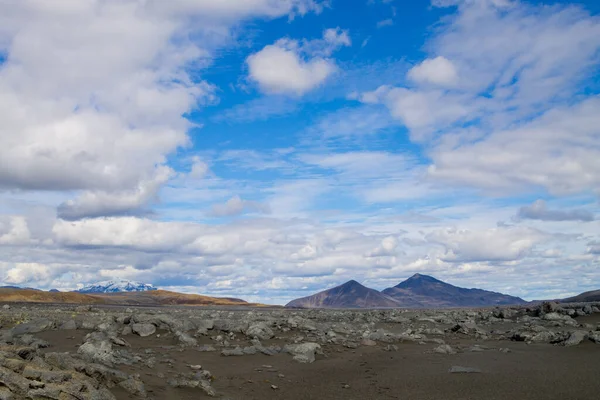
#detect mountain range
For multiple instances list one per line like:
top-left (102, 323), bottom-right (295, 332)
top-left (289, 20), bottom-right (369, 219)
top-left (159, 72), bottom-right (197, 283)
top-left (75, 280), bottom-right (157, 294)
top-left (286, 274), bottom-right (527, 309)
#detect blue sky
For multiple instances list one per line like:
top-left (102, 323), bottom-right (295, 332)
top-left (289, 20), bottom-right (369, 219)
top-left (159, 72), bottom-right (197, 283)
top-left (0, 0), bottom-right (599, 304)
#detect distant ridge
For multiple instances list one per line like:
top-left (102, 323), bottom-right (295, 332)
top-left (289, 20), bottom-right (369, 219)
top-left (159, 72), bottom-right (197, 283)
top-left (75, 280), bottom-right (157, 294)
top-left (382, 273), bottom-right (526, 308)
top-left (561, 289), bottom-right (600, 303)
top-left (0, 288), bottom-right (261, 307)
top-left (286, 280), bottom-right (401, 309)
top-left (286, 274), bottom-right (526, 309)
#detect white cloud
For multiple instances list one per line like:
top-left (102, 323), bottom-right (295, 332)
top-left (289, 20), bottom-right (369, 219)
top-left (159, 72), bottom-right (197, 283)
top-left (1, 0), bottom-right (599, 304)
top-left (408, 56), bottom-right (458, 87)
top-left (247, 44), bottom-right (334, 95)
top-left (246, 28), bottom-right (351, 95)
top-left (189, 157), bottom-right (210, 180)
top-left (426, 226), bottom-right (546, 263)
top-left (358, 0), bottom-right (600, 195)
top-left (0, 0), bottom-right (321, 216)
top-left (323, 27), bottom-right (352, 48)
top-left (377, 19), bottom-right (394, 28)
top-left (0, 216), bottom-right (33, 245)
top-left (57, 166), bottom-right (173, 220)
top-left (209, 195), bottom-right (271, 217)
top-left (428, 98), bottom-right (600, 195)
top-left (4, 263), bottom-right (51, 286)
top-left (517, 199), bottom-right (595, 222)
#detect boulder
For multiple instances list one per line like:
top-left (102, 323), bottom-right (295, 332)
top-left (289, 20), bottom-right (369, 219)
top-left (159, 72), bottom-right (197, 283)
top-left (588, 332), bottom-right (600, 344)
top-left (175, 331), bottom-right (197, 347)
top-left (563, 331), bottom-right (587, 347)
top-left (10, 319), bottom-right (54, 336)
top-left (283, 343), bottom-right (321, 363)
top-left (221, 347), bottom-right (244, 357)
top-left (449, 366), bottom-right (481, 374)
top-left (59, 320), bottom-right (77, 330)
top-left (433, 344), bottom-right (456, 354)
top-left (131, 323), bottom-right (156, 337)
top-left (245, 322), bottom-right (274, 340)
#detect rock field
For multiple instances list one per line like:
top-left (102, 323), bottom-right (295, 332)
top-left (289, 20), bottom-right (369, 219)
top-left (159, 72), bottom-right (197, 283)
top-left (1, 301), bottom-right (599, 399)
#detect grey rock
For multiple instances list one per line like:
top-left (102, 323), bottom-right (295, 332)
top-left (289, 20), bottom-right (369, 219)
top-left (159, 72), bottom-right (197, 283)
top-left (59, 320), bottom-right (77, 330)
top-left (175, 331), bottom-right (198, 347)
top-left (213, 319), bottom-right (248, 333)
top-left (588, 332), bottom-right (600, 344)
top-left (563, 331), bottom-right (587, 347)
top-left (118, 376), bottom-right (147, 398)
top-left (283, 342), bottom-right (321, 363)
top-left (0, 386), bottom-right (14, 400)
top-left (131, 323), bottom-right (156, 337)
top-left (221, 347), bottom-right (244, 356)
top-left (433, 344), bottom-right (456, 354)
top-left (78, 340), bottom-right (116, 365)
top-left (10, 319), bottom-right (54, 336)
top-left (197, 345), bottom-right (217, 352)
top-left (449, 366), bottom-right (482, 373)
top-left (195, 320), bottom-right (214, 335)
top-left (245, 322), bottom-right (274, 340)
top-left (168, 378), bottom-right (216, 397)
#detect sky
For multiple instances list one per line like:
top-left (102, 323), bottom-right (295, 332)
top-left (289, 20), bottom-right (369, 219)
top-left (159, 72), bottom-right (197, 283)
top-left (0, 0), bottom-right (599, 304)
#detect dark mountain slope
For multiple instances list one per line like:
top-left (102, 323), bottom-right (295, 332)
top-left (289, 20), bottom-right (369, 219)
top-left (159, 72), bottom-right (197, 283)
top-left (382, 273), bottom-right (526, 308)
top-left (286, 280), bottom-right (401, 308)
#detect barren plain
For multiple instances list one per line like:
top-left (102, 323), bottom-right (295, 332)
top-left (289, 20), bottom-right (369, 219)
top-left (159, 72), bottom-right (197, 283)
top-left (1, 301), bottom-right (600, 399)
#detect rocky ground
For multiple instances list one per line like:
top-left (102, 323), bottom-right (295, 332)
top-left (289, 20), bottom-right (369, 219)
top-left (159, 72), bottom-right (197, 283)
top-left (1, 301), bottom-right (600, 399)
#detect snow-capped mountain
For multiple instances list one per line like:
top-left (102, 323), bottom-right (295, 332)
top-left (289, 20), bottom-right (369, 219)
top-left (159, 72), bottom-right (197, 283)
top-left (75, 280), bottom-right (157, 294)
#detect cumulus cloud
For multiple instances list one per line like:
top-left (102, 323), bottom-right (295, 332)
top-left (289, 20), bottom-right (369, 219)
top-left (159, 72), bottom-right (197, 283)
top-left (360, 86), bottom-right (471, 130)
top-left (366, 236), bottom-right (399, 257)
top-left (188, 157), bottom-right (210, 180)
top-left (4, 263), bottom-right (51, 286)
top-left (517, 200), bottom-right (595, 222)
top-left (587, 241), bottom-right (600, 255)
top-left (247, 28), bottom-right (351, 94)
top-left (1, 0), bottom-right (599, 304)
top-left (357, 0), bottom-right (600, 196)
top-left (428, 98), bottom-right (600, 195)
top-left (408, 56), bottom-right (459, 87)
top-left (0, 216), bottom-right (33, 245)
top-left (209, 195), bottom-right (271, 217)
top-left (0, 0), bottom-right (321, 215)
top-left (426, 226), bottom-right (546, 263)
top-left (57, 166), bottom-right (172, 220)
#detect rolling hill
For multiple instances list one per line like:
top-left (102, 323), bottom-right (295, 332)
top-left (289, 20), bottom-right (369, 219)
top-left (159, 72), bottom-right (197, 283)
top-left (0, 288), bottom-right (257, 306)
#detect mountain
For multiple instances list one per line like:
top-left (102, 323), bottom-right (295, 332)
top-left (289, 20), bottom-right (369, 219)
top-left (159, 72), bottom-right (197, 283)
top-left (0, 288), bottom-right (105, 304)
top-left (0, 285), bottom-right (40, 291)
top-left (0, 287), bottom-right (262, 307)
top-left (286, 280), bottom-right (401, 309)
top-left (90, 290), bottom-right (251, 306)
top-left (382, 273), bottom-right (526, 308)
top-left (75, 280), bottom-right (157, 294)
top-left (561, 289), bottom-right (600, 303)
